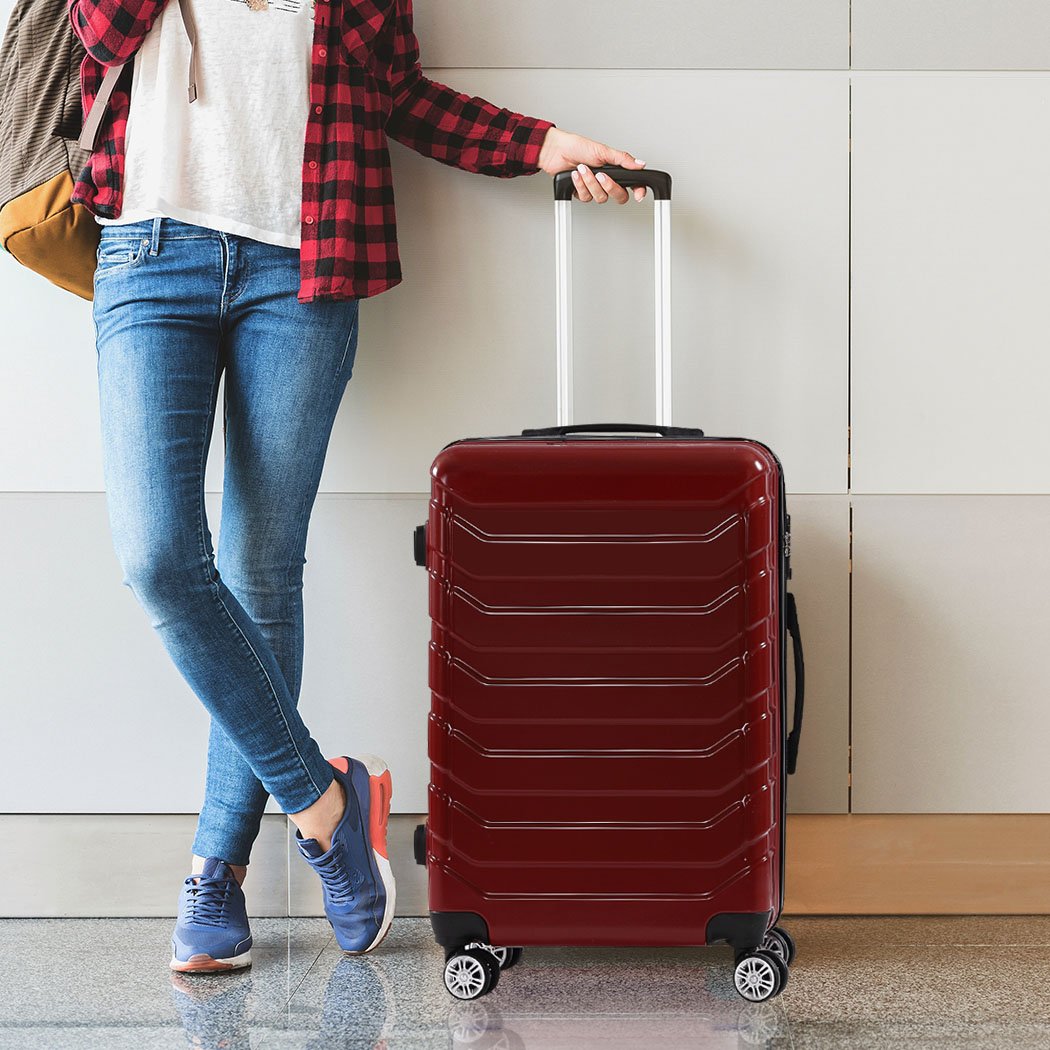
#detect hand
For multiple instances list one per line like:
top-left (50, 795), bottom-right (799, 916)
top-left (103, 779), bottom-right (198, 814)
top-left (536, 127), bottom-right (649, 203)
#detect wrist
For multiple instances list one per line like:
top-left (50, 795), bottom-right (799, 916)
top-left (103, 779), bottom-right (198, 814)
top-left (538, 126), bottom-right (567, 172)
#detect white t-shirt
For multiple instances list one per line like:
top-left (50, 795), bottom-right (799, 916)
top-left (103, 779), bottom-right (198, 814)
top-left (96, 0), bottom-right (316, 248)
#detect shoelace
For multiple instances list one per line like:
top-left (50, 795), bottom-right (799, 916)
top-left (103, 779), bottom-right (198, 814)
top-left (311, 841), bottom-right (364, 905)
top-left (182, 874), bottom-right (232, 928)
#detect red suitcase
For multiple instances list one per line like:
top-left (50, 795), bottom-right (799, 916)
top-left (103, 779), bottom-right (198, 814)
top-left (412, 167), bottom-right (805, 1003)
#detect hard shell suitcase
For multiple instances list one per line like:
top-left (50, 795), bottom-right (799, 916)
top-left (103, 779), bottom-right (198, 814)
top-left (412, 167), bottom-right (805, 1004)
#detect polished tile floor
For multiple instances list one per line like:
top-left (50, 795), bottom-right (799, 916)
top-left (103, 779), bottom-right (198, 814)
top-left (1, 916), bottom-right (1048, 1048)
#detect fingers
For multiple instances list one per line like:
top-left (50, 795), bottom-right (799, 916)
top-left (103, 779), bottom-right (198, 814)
top-left (595, 170), bottom-right (630, 205)
top-left (572, 163), bottom-right (630, 205)
top-left (574, 163), bottom-right (608, 202)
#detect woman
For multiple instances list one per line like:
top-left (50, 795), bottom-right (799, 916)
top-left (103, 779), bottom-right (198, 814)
top-left (68, 0), bottom-right (649, 972)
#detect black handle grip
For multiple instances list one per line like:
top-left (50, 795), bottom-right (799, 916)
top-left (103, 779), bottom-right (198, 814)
top-left (521, 422), bottom-right (704, 438)
top-left (553, 166), bottom-right (672, 201)
top-left (785, 591), bottom-right (805, 776)
top-left (413, 523), bottom-right (427, 567)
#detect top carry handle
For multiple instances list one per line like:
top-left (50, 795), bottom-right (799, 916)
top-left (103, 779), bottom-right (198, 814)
top-left (548, 165), bottom-right (673, 429)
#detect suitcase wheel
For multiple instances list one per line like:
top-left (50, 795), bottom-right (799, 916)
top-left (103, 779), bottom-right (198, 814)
top-left (443, 946), bottom-right (501, 1000)
top-left (733, 949), bottom-right (789, 1003)
top-left (760, 925), bottom-right (796, 967)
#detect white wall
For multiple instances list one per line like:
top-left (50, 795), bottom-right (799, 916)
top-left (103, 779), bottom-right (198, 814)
top-left (3, 0), bottom-right (1043, 843)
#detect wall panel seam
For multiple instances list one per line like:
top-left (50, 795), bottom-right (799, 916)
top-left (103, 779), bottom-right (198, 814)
top-left (847, 0), bottom-right (854, 811)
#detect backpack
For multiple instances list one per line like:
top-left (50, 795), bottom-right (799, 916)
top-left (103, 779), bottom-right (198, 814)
top-left (0, 0), bottom-right (195, 300)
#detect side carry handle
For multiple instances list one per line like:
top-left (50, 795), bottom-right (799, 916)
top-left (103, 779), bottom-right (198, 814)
top-left (413, 523), bottom-right (426, 567)
top-left (521, 422), bottom-right (704, 438)
top-left (785, 591), bottom-right (805, 775)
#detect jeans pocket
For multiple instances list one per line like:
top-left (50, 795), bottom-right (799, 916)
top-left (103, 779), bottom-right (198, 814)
top-left (95, 237), bottom-right (149, 274)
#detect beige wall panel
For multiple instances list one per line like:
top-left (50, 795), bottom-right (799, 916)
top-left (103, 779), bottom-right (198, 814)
top-left (851, 74), bottom-right (1050, 494)
top-left (851, 495), bottom-right (1050, 812)
top-left (414, 0), bottom-right (848, 70)
top-left (853, 1), bottom-right (1050, 71)
top-left (0, 262), bottom-right (100, 491)
top-left (0, 493), bottom-right (220, 813)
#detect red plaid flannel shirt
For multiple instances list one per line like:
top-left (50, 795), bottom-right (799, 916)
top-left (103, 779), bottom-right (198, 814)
top-left (67, 0), bottom-right (556, 302)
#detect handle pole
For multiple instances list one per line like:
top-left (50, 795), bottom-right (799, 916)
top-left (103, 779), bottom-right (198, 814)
top-left (655, 199), bottom-right (672, 427)
top-left (555, 200), bottom-right (574, 427)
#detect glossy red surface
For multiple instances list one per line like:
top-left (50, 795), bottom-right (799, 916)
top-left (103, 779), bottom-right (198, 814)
top-left (423, 437), bottom-right (784, 947)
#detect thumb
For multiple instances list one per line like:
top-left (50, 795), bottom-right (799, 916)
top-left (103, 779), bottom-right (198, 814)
top-left (603, 147), bottom-right (646, 169)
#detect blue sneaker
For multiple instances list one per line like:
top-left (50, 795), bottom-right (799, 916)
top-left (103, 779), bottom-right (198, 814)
top-left (294, 754), bottom-right (396, 954)
top-left (170, 857), bottom-right (253, 972)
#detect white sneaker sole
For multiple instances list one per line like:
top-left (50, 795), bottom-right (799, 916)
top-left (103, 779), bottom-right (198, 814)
top-left (169, 948), bottom-right (252, 972)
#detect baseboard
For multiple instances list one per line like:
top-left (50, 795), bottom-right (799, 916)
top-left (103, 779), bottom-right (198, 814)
top-left (785, 814), bottom-right (1050, 914)
top-left (0, 813), bottom-right (427, 918)
top-left (2, 813), bottom-right (1044, 917)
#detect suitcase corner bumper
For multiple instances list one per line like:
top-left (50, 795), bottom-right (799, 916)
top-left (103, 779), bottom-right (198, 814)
top-left (705, 910), bottom-right (774, 952)
top-left (431, 910), bottom-right (491, 950)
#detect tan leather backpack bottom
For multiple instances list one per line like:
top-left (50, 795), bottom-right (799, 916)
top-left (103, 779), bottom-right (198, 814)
top-left (1, 169), bottom-right (100, 301)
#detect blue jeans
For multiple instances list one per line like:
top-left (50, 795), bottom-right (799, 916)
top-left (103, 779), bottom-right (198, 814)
top-left (92, 215), bottom-right (359, 866)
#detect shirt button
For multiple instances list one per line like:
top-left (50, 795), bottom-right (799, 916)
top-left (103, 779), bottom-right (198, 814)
top-left (308, 160), bottom-right (317, 169)
top-left (318, 47), bottom-right (326, 57)
top-left (305, 216), bottom-right (314, 224)
top-left (314, 105), bottom-right (322, 114)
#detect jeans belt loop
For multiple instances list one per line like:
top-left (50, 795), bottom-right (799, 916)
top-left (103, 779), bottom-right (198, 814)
top-left (149, 216), bottom-right (162, 256)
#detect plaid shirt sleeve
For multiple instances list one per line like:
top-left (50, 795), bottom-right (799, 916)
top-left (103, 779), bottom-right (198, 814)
top-left (67, 0), bottom-right (168, 65)
top-left (378, 0), bottom-right (555, 178)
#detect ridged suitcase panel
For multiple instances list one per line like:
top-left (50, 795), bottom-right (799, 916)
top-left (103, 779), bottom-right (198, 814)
top-left (424, 437), bottom-right (785, 947)
top-left (428, 786), bottom-right (776, 896)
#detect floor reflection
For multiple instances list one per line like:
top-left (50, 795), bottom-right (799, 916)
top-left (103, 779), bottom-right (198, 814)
top-left (442, 998), bottom-right (788, 1049)
top-left (2, 917), bottom-right (1050, 1049)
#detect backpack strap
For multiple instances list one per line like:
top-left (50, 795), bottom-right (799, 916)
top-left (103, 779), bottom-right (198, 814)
top-left (179, 0), bottom-right (199, 103)
top-left (77, 0), bottom-right (198, 153)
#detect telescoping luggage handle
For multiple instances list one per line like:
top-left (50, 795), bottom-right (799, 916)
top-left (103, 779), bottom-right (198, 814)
top-left (533, 166), bottom-right (679, 433)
